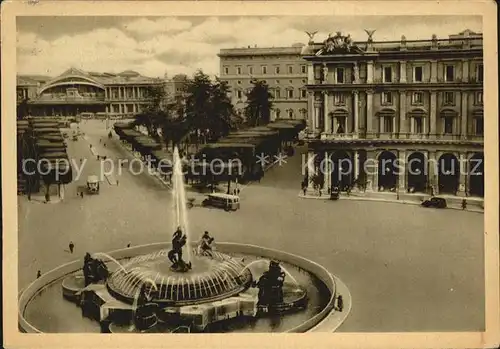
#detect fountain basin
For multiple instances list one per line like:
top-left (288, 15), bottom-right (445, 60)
top-left (19, 242), bottom-right (348, 333)
top-left (107, 250), bottom-right (253, 306)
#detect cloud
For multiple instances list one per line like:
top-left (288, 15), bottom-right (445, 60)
top-left (123, 17), bottom-right (193, 35)
top-left (17, 16), bottom-right (482, 79)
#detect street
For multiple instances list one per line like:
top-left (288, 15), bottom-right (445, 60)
top-left (18, 120), bottom-right (485, 332)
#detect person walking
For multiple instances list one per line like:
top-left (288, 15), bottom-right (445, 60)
top-left (127, 243), bottom-right (131, 248)
top-left (69, 241), bottom-right (75, 254)
top-left (303, 186), bottom-right (307, 196)
top-left (461, 199), bottom-right (467, 210)
top-left (37, 270), bottom-right (42, 279)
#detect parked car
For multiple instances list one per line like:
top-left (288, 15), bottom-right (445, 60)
top-left (421, 197), bottom-right (447, 209)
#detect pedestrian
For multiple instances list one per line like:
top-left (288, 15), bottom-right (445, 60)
top-left (237, 188), bottom-right (240, 195)
top-left (116, 179), bottom-right (119, 186)
top-left (99, 139), bottom-right (102, 143)
top-left (303, 187), bottom-right (307, 196)
top-left (97, 155), bottom-right (100, 160)
top-left (80, 191), bottom-right (84, 198)
top-left (461, 199), bottom-right (467, 210)
top-left (37, 270), bottom-right (41, 279)
top-left (69, 241), bottom-right (75, 254)
top-left (127, 243), bottom-right (131, 248)
top-left (104, 143), bottom-right (106, 147)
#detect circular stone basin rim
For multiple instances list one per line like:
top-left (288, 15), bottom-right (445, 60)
top-left (18, 242), bottom-right (337, 333)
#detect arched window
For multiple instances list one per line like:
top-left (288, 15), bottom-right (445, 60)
top-left (275, 108), bottom-right (281, 119)
top-left (288, 109), bottom-right (294, 119)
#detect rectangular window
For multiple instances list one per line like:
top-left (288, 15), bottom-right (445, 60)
top-left (236, 67), bottom-right (241, 75)
top-left (381, 92), bottom-right (393, 105)
top-left (301, 89), bottom-right (307, 98)
top-left (336, 68), bottom-right (345, 84)
top-left (248, 66), bottom-right (253, 75)
top-left (384, 116), bottom-right (393, 133)
top-left (445, 65), bottom-right (455, 82)
top-left (412, 92), bottom-right (423, 105)
top-left (262, 66), bottom-right (267, 75)
top-left (301, 65), bottom-right (306, 74)
top-left (276, 80), bottom-right (280, 84)
top-left (475, 91), bottom-right (483, 105)
top-left (415, 118), bottom-right (423, 134)
top-left (414, 66), bottom-right (423, 82)
top-left (275, 89), bottom-right (281, 98)
top-left (288, 66), bottom-right (293, 74)
top-left (334, 93), bottom-right (345, 105)
top-left (476, 64), bottom-right (483, 82)
top-left (475, 117), bottom-right (484, 136)
top-left (444, 91), bottom-right (455, 105)
top-left (237, 90), bottom-right (242, 99)
top-left (224, 67), bottom-right (229, 75)
top-left (275, 66), bottom-right (280, 74)
top-left (383, 66), bottom-right (393, 83)
top-left (444, 117), bottom-right (454, 134)
top-left (287, 89), bottom-right (294, 98)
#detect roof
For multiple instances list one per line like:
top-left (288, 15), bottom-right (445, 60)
top-left (219, 46), bottom-right (304, 57)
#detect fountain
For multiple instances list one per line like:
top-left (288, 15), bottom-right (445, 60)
top-left (18, 147), bottom-right (351, 333)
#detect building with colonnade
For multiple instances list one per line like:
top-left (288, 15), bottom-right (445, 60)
top-left (300, 29), bottom-right (484, 199)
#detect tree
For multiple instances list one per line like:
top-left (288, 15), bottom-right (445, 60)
top-left (184, 70), bottom-right (237, 147)
top-left (17, 99), bottom-right (30, 120)
top-left (244, 79), bottom-right (273, 127)
top-left (134, 84), bottom-right (172, 141)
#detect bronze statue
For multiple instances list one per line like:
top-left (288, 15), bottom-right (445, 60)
top-left (83, 252), bottom-right (109, 287)
top-left (253, 260), bottom-right (286, 306)
top-left (168, 227), bottom-right (192, 272)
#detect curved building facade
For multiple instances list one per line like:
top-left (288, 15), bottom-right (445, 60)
top-left (18, 68), bottom-right (164, 118)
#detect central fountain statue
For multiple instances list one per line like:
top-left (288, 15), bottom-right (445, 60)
top-left (168, 226), bottom-right (192, 272)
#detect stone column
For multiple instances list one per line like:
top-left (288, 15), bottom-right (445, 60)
top-left (133, 86), bottom-right (137, 99)
top-left (354, 150), bottom-right (360, 180)
top-left (104, 88), bottom-right (108, 100)
top-left (366, 90), bottom-right (374, 137)
top-left (323, 91), bottom-right (330, 133)
top-left (428, 151), bottom-right (437, 194)
top-left (366, 61), bottom-right (374, 83)
top-left (323, 151), bottom-right (331, 191)
top-left (314, 105), bottom-right (321, 131)
top-left (430, 60), bottom-right (437, 83)
top-left (398, 150), bottom-right (406, 191)
top-left (353, 90), bottom-right (359, 133)
top-left (307, 63), bottom-right (314, 84)
top-left (365, 150), bottom-right (378, 191)
top-left (307, 151), bottom-right (317, 191)
top-left (308, 92), bottom-right (315, 130)
top-left (462, 60), bottom-right (469, 83)
top-left (399, 91), bottom-right (407, 136)
top-left (399, 61), bottom-right (407, 83)
top-left (461, 91), bottom-right (468, 139)
top-left (430, 90), bottom-right (437, 136)
top-left (458, 152), bottom-right (467, 196)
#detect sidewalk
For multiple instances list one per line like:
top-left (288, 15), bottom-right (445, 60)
top-left (299, 190), bottom-right (484, 213)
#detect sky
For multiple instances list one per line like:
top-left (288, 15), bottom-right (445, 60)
top-left (17, 15), bottom-right (482, 78)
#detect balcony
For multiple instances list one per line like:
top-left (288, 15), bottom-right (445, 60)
top-left (320, 132), bottom-right (359, 141)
